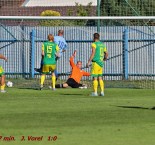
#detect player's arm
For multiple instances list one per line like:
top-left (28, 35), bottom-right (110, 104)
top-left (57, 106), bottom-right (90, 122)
top-left (0, 54), bottom-right (7, 61)
top-left (83, 71), bottom-right (91, 76)
top-left (41, 43), bottom-right (45, 56)
top-left (103, 47), bottom-right (108, 61)
top-left (55, 45), bottom-right (60, 57)
top-left (70, 50), bottom-right (76, 68)
top-left (86, 44), bottom-right (96, 67)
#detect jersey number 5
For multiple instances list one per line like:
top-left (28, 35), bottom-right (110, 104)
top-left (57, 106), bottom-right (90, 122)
top-left (47, 46), bottom-right (52, 58)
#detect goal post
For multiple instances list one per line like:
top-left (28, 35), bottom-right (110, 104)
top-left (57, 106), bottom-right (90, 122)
top-left (0, 16), bottom-right (155, 89)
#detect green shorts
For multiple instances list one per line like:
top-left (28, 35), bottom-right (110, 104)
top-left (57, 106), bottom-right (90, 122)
top-left (0, 66), bottom-right (5, 77)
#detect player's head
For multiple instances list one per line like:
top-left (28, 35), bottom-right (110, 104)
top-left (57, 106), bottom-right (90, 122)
top-left (93, 33), bottom-right (100, 41)
top-left (58, 30), bottom-right (64, 36)
top-left (48, 34), bottom-right (54, 42)
top-left (76, 61), bottom-right (82, 69)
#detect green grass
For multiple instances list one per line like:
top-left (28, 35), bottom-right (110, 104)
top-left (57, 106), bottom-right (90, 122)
top-left (0, 88), bottom-right (155, 145)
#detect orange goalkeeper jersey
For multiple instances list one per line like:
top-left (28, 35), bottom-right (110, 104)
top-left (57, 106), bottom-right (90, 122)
top-left (69, 56), bottom-right (90, 83)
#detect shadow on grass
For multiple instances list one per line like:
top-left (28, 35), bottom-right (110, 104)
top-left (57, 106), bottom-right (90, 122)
top-left (116, 105), bottom-right (155, 110)
top-left (60, 93), bottom-right (83, 96)
top-left (18, 88), bottom-right (39, 90)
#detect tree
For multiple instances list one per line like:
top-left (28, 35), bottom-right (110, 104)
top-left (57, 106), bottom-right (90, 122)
top-left (100, 0), bottom-right (155, 25)
top-left (67, 2), bottom-right (93, 26)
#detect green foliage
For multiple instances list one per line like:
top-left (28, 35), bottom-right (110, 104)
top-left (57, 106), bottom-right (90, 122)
top-left (67, 2), bottom-right (93, 26)
top-left (101, 0), bottom-right (155, 16)
top-left (40, 10), bottom-right (62, 26)
top-left (40, 2), bottom-right (93, 26)
top-left (40, 10), bottom-right (61, 16)
top-left (40, 10), bottom-right (73, 26)
top-left (100, 0), bottom-right (155, 26)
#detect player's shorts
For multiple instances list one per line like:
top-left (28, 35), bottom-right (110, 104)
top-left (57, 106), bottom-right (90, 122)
top-left (42, 65), bottom-right (56, 74)
top-left (91, 62), bottom-right (103, 77)
top-left (66, 78), bottom-right (82, 88)
top-left (0, 66), bottom-right (5, 77)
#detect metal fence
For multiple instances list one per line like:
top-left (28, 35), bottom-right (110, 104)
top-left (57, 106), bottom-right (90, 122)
top-left (0, 26), bottom-right (155, 81)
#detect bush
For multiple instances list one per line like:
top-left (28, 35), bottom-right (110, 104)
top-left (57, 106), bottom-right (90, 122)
top-left (40, 10), bottom-right (62, 26)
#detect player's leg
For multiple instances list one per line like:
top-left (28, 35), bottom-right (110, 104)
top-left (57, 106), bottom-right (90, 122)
top-left (0, 66), bottom-right (6, 93)
top-left (54, 57), bottom-right (60, 80)
top-left (55, 83), bottom-right (68, 88)
top-left (92, 77), bottom-right (98, 96)
top-left (91, 62), bottom-right (99, 96)
top-left (98, 66), bottom-right (104, 96)
top-left (99, 76), bottom-right (104, 96)
top-left (51, 72), bottom-right (56, 90)
top-left (55, 77), bottom-right (70, 88)
top-left (0, 75), bottom-right (6, 93)
top-left (34, 58), bottom-right (43, 73)
top-left (65, 78), bottom-right (80, 88)
top-left (40, 74), bottom-right (45, 90)
top-left (50, 65), bottom-right (56, 90)
top-left (40, 65), bottom-right (48, 90)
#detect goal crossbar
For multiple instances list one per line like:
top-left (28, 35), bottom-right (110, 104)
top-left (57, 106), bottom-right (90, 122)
top-left (0, 16), bottom-right (155, 20)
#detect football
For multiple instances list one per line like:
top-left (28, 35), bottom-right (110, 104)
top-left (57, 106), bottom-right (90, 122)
top-left (7, 81), bottom-right (13, 87)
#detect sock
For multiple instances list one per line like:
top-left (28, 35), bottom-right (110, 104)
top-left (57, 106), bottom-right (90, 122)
top-left (52, 76), bottom-right (56, 89)
top-left (55, 84), bottom-right (62, 88)
top-left (40, 75), bottom-right (45, 85)
top-left (1, 84), bottom-right (5, 91)
top-left (93, 80), bottom-right (98, 93)
top-left (99, 80), bottom-right (104, 93)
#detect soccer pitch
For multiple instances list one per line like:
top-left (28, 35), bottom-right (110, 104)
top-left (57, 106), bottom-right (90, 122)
top-left (0, 88), bottom-right (155, 145)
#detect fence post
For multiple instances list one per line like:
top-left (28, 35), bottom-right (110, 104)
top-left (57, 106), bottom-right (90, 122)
top-left (30, 29), bottom-right (35, 78)
top-left (123, 28), bottom-right (129, 80)
top-left (97, 0), bottom-right (101, 33)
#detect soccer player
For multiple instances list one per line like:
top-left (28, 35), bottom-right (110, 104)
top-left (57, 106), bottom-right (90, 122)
top-left (55, 50), bottom-right (90, 88)
top-left (0, 54), bottom-right (7, 93)
top-left (40, 34), bottom-right (60, 90)
top-left (86, 33), bottom-right (108, 96)
top-left (35, 30), bottom-right (67, 78)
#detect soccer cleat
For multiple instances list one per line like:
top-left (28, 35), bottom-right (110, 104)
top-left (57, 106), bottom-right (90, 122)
top-left (1, 90), bottom-right (6, 93)
top-left (48, 86), bottom-right (52, 89)
top-left (100, 92), bottom-right (104, 96)
top-left (40, 85), bottom-right (43, 90)
top-left (34, 68), bottom-right (42, 73)
top-left (79, 86), bottom-right (84, 89)
top-left (79, 86), bottom-right (87, 89)
top-left (79, 84), bottom-right (87, 89)
top-left (83, 86), bottom-right (87, 89)
top-left (52, 88), bottom-right (56, 91)
top-left (91, 92), bottom-right (98, 96)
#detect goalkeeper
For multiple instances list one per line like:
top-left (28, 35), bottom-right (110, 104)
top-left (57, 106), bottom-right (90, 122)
top-left (0, 54), bottom-right (7, 93)
top-left (56, 50), bottom-right (90, 88)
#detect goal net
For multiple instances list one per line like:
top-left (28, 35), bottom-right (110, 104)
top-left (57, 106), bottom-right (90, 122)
top-left (0, 16), bottom-right (155, 89)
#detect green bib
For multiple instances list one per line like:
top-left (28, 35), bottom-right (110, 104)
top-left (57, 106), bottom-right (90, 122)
top-left (92, 41), bottom-right (106, 67)
top-left (43, 41), bottom-right (57, 65)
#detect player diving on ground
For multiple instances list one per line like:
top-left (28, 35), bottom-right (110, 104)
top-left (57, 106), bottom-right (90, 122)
top-left (55, 50), bottom-right (90, 89)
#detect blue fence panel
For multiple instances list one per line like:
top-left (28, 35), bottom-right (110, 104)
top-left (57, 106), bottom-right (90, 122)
top-left (0, 25), bottom-right (155, 80)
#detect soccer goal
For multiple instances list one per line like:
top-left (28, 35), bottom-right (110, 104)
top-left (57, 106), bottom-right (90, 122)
top-left (0, 16), bottom-right (155, 89)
